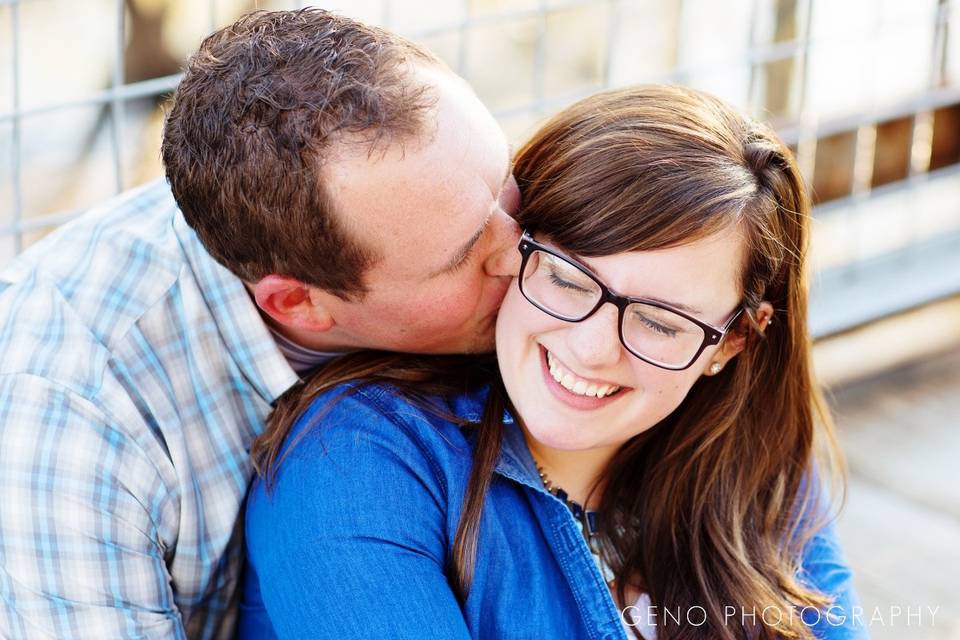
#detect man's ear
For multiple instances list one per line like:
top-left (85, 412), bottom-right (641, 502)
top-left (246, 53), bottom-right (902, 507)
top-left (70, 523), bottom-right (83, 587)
top-left (252, 275), bottom-right (335, 333)
top-left (702, 301), bottom-right (774, 375)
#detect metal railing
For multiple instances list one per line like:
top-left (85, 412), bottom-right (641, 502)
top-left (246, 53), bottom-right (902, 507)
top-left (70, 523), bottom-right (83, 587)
top-left (2, 0), bottom-right (958, 337)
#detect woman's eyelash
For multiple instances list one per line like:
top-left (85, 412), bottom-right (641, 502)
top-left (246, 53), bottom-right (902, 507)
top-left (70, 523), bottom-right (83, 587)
top-left (548, 272), bottom-right (589, 291)
top-left (632, 313), bottom-right (679, 337)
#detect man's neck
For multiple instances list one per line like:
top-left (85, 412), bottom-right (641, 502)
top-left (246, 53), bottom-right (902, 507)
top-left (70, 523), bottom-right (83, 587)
top-left (261, 312), bottom-right (343, 352)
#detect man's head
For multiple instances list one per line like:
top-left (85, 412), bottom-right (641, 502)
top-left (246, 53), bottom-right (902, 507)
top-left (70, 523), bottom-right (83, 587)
top-left (162, 9), bottom-right (519, 354)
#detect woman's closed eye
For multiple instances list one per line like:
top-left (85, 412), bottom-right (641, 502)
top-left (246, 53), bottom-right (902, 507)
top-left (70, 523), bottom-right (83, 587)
top-left (548, 271), bottom-right (593, 294)
top-left (633, 312), bottom-right (680, 337)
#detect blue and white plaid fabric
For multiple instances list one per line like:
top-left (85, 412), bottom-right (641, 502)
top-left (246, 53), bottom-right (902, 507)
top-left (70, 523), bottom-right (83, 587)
top-left (0, 180), bottom-right (300, 639)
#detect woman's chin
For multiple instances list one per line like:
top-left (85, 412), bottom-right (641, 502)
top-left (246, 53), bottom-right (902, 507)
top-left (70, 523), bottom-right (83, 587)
top-left (523, 421), bottom-right (597, 452)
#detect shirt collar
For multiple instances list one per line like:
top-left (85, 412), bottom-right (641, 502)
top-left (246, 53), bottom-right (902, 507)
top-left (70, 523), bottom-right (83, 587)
top-left (497, 418), bottom-right (547, 491)
top-left (449, 385), bottom-right (546, 493)
top-left (173, 209), bottom-right (300, 410)
top-left (265, 323), bottom-right (344, 375)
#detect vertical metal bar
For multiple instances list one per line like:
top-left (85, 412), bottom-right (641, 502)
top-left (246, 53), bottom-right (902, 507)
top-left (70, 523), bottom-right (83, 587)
top-left (602, 0), bottom-right (619, 90)
top-left (109, 0), bottom-right (126, 193)
top-left (904, 0), bottom-right (951, 266)
top-left (381, 0), bottom-right (392, 28)
top-left (533, 0), bottom-right (548, 113)
top-left (457, 0), bottom-right (470, 78)
top-left (843, 0), bottom-right (871, 271)
top-left (533, 0), bottom-right (548, 109)
top-left (930, 0), bottom-right (949, 88)
top-left (10, 0), bottom-right (22, 254)
top-left (746, 0), bottom-right (761, 116)
top-left (909, 0), bottom-right (949, 180)
top-left (794, 0), bottom-right (813, 128)
top-left (909, 111), bottom-right (934, 177)
top-left (851, 124), bottom-right (877, 197)
top-left (850, 1), bottom-right (880, 204)
top-left (673, 0), bottom-right (688, 84)
top-left (794, 0), bottom-right (816, 188)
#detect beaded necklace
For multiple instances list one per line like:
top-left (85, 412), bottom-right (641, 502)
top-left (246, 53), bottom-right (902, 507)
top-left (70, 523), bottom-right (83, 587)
top-left (535, 463), bottom-right (616, 584)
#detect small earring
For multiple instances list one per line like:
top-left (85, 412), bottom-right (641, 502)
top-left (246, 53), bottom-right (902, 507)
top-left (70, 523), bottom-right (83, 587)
top-left (709, 362), bottom-right (723, 375)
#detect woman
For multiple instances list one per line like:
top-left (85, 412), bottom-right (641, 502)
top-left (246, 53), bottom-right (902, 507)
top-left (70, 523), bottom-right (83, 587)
top-left (240, 85), bottom-right (865, 640)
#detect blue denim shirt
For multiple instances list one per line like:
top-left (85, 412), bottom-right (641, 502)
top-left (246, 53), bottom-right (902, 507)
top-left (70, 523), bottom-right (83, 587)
top-left (241, 384), bottom-right (867, 639)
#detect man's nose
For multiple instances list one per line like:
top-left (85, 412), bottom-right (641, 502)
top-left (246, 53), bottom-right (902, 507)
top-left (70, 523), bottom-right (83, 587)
top-left (483, 209), bottom-right (522, 278)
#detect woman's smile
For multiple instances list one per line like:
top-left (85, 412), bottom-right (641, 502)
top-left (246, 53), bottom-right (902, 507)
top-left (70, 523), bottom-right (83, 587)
top-left (539, 344), bottom-right (629, 411)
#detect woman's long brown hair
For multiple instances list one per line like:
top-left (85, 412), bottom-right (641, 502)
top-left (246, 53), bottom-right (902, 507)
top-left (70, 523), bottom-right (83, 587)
top-left (252, 85), bottom-right (845, 640)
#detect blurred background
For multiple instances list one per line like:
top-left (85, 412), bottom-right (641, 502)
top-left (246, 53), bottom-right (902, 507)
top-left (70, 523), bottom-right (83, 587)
top-left (1, 0), bottom-right (958, 637)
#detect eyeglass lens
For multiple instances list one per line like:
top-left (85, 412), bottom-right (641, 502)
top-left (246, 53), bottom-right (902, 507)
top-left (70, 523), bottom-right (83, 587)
top-left (520, 249), bottom-right (707, 368)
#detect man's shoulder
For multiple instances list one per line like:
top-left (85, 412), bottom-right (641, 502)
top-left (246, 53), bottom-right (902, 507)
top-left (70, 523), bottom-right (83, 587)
top-left (3, 179), bottom-right (182, 279)
top-left (0, 180), bottom-right (197, 385)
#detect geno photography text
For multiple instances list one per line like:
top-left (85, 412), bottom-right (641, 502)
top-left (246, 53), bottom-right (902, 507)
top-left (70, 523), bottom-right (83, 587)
top-left (621, 604), bottom-right (942, 630)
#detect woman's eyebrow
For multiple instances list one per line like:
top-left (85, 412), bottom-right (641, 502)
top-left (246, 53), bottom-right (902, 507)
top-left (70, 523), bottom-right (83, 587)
top-left (642, 296), bottom-right (704, 316)
top-left (573, 252), bottom-right (705, 316)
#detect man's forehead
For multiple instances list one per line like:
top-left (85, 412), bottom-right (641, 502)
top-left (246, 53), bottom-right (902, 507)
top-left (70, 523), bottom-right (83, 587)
top-left (321, 160), bottom-right (493, 280)
top-left (319, 67), bottom-right (509, 279)
top-left (324, 149), bottom-right (506, 275)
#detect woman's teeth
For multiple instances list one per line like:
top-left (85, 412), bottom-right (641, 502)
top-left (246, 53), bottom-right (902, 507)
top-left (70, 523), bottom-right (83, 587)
top-left (546, 350), bottom-right (621, 398)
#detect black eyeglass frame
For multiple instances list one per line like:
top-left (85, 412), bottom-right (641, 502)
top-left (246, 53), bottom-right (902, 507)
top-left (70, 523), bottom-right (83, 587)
top-left (517, 230), bottom-right (745, 371)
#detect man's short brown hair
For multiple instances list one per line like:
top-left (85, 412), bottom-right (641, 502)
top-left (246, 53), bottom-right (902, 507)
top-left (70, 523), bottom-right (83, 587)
top-left (162, 9), bottom-right (440, 297)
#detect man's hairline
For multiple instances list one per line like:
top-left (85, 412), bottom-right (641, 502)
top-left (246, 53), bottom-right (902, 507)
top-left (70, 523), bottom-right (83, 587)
top-left (315, 61), bottom-right (500, 300)
top-left (311, 64), bottom-right (449, 299)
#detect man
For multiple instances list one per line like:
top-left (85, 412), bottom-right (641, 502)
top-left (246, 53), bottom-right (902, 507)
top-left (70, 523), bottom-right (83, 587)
top-left (0, 9), bottom-right (519, 638)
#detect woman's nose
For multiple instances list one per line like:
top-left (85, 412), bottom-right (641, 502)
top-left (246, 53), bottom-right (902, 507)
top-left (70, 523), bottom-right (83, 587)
top-left (565, 303), bottom-right (623, 370)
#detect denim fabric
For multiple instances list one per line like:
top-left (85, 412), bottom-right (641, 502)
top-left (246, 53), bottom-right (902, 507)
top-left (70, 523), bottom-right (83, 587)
top-left (241, 384), bottom-right (867, 640)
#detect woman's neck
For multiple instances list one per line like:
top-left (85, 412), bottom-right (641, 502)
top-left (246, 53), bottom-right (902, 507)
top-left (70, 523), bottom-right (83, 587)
top-left (523, 431), bottom-right (616, 510)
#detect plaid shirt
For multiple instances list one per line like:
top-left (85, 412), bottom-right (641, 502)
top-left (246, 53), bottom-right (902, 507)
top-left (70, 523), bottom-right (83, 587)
top-left (0, 180), bottom-right (300, 639)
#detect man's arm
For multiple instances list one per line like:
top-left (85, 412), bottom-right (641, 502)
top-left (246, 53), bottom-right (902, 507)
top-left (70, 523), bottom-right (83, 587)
top-left (0, 374), bottom-right (186, 639)
top-left (244, 390), bottom-right (472, 639)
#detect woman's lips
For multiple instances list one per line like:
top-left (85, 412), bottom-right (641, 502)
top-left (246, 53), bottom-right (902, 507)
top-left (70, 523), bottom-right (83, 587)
top-left (539, 345), bottom-right (627, 411)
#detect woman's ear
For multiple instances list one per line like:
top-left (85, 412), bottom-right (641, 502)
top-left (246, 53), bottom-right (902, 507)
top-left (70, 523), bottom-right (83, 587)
top-left (702, 301), bottom-right (774, 375)
top-left (252, 275), bottom-right (335, 333)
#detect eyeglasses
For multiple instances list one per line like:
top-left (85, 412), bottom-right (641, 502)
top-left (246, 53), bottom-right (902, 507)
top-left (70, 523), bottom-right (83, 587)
top-left (516, 230), bottom-right (744, 371)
